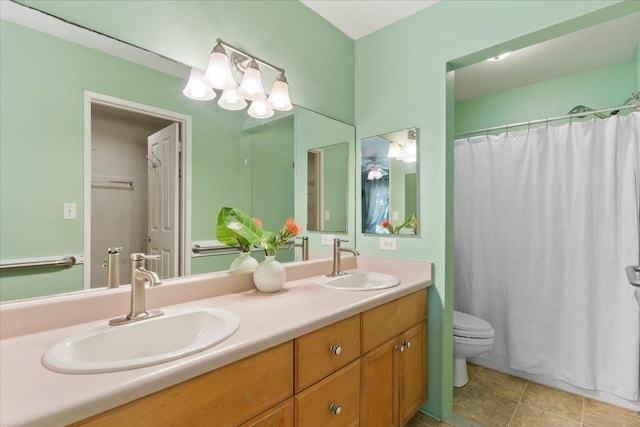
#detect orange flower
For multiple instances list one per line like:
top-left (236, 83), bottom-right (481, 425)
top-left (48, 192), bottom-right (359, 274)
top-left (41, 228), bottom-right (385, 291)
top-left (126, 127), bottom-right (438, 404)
top-left (285, 218), bottom-right (302, 236)
top-left (252, 218), bottom-right (263, 229)
top-left (381, 219), bottom-right (390, 228)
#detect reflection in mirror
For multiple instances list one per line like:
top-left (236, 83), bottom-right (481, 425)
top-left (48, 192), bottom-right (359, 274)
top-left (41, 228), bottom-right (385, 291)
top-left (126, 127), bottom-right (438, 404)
top-left (0, 3), bottom-right (354, 303)
top-left (361, 128), bottom-right (418, 235)
top-left (307, 142), bottom-right (348, 233)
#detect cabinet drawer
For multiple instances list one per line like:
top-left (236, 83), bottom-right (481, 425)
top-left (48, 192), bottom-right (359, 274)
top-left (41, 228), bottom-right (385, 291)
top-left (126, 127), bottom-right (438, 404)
top-left (294, 359), bottom-right (360, 427)
top-left (73, 342), bottom-right (293, 427)
top-left (295, 314), bottom-right (360, 392)
top-left (362, 289), bottom-right (427, 353)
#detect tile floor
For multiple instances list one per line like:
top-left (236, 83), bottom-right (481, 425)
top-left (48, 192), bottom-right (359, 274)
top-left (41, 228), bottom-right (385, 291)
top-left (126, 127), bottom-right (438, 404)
top-left (406, 364), bottom-right (640, 427)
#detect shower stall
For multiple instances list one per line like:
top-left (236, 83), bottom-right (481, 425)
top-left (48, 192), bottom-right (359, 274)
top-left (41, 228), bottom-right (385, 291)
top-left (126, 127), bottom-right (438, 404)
top-left (454, 96), bottom-right (640, 408)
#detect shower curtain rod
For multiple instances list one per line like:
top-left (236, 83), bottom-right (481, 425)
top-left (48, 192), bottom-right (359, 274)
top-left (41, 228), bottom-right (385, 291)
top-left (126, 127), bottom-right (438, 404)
top-left (455, 102), bottom-right (640, 139)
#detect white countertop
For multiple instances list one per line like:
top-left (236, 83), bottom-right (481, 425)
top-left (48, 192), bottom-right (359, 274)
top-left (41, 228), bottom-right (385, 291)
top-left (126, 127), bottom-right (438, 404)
top-left (0, 256), bottom-right (431, 426)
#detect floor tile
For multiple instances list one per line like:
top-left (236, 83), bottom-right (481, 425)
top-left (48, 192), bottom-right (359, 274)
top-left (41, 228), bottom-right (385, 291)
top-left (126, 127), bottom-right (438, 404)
top-left (473, 369), bottom-right (528, 402)
top-left (510, 402), bottom-right (581, 427)
top-left (467, 363), bottom-right (482, 381)
top-left (454, 380), bottom-right (518, 424)
top-left (451, 404), bottom-right (507, 427)
top-left (410, 411), bottom-right (440, 426)
top-left (520, 382), bottom-right (584, 421)
top-left (582, 398), bottom-right (640, 427)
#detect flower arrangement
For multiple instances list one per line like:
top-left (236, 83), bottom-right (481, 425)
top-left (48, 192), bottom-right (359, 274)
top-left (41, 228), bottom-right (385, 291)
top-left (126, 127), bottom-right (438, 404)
top-left (216, 207), bottom-right (302, 256)
top-left (381, 213), bottom-right (417, 235)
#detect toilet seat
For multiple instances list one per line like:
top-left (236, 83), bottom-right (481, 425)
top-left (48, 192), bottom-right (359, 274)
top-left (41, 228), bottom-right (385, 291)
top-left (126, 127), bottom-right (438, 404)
top-left (453, 311), bottom-right (495, 339)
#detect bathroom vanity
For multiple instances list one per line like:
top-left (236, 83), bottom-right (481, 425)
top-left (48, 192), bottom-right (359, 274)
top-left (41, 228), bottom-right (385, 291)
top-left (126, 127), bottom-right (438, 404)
top-left (0, 256), bottom-right (431, 426)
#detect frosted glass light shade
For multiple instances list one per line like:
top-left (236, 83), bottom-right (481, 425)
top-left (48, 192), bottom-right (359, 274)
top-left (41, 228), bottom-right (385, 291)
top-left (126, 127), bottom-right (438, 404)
top-left (182, 68), bottom-right (216, 101)
top-left (405, 139), bottom-right (417, 156)
top-left (247, 99), bottom-right (274, 119)
top-left (267, 74), bottom-right (292, 111)
top-left (204, 44), bottom-right (237, 90)
top-left (367, 170), bottom-right (376, 181)
top-left (218, 88), bottom-right (248, 111)
top-left (387, 141), bottom-right (402, 158)
top-left (238, 60), bottom-right (266, 101)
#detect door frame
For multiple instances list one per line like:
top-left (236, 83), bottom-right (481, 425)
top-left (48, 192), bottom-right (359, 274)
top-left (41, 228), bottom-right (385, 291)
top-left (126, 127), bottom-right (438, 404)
top-left (83, 91), bottom-right (192, 288)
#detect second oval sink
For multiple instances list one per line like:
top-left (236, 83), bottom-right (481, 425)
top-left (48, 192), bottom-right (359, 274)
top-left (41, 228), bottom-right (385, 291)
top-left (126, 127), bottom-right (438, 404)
top-left (43, 307), bottom-right (240, 374)
top-left (317, 271), bottom-right (400, 291)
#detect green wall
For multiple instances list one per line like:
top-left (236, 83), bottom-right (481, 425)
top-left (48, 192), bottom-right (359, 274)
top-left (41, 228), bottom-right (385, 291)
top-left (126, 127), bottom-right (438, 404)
top-left (636, 38), bottom-right (640, 91)
top-left (456, 61), bottom-right (636, 135)
top-left (322, 143), bottom-right (349, 233)
top-left (16, 0), bottom-right (355, 125)
top-left (354, 0), bottom-right (640, 420)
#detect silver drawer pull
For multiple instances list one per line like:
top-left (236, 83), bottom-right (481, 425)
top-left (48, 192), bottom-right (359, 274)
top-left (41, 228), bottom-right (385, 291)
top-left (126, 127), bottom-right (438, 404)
top-left (330, 345), bottom-right (342, 355)
top-left (402, 340), bottom-right (412, 349)
top-left (395, 344), bottom-right (405, 353)
top-left (330, 404), bottom-right (342, 415)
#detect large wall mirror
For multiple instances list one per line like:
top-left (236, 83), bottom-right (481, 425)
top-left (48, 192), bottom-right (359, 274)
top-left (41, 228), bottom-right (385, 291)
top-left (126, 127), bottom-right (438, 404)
top-left (0, 3), bottom-right (354, 303)
top-left (361, 128), bottom-right (418, 235)
top-left (307, 142), bottom-right (348, 233)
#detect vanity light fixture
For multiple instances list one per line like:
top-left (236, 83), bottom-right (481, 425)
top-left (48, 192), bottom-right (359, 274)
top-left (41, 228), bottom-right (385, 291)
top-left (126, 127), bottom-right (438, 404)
top-left (387, 130), bottom-right (417, 163)
top-left (184, 38), bottom-right (292, 118)
top-left (182, 68), bottom-right (217, 101)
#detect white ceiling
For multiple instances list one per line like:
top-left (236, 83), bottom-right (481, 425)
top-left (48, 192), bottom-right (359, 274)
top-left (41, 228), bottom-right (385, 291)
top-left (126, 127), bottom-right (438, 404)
top-left (299, 1), bottom-right (640, 102)
top-left (300, 0), bottom-right (438, 40)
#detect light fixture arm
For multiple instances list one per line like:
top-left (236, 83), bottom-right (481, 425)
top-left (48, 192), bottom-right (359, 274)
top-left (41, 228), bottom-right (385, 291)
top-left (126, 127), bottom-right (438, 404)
top-left (217, 38), bottom-right (285, 75)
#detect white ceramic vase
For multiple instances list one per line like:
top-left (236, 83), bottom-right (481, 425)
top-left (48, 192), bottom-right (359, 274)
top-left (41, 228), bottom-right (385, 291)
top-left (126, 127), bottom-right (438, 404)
top-left (229, 251), bottom-right (259, 272)
top-left (253, 255), bottom-right (286, 292)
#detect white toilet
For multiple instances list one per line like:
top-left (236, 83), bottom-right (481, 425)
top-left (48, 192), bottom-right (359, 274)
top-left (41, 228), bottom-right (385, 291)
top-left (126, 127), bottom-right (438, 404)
top-left (453, 311), bottom-right (495, 387)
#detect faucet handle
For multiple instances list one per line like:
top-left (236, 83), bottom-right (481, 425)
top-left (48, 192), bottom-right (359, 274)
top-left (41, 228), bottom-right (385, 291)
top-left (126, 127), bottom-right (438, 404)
top-left (130, 253), bottom-right (161, 261)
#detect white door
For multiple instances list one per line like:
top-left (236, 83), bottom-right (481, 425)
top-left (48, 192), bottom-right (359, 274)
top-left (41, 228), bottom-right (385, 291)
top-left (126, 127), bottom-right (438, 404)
top-left (147, 123), bottom-right (180, 279)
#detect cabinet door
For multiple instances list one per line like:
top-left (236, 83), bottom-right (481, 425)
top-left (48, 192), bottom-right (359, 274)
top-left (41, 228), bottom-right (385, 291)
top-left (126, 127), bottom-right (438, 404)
top-left (399, 322), bottom-right (427, 426)
top-left (240, 398), bottom-right (294, 427)
top-left (295, 359), bottom-right (360, 427)
top-left (360, 338), bottom-right (400, 427)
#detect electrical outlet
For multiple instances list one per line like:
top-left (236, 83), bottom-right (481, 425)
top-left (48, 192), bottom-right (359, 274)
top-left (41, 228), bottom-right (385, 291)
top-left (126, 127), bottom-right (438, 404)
top-left (63, 203), bottom-right (76, 220)
top-left (325, 210), bottom-right (331, 220)
top-left (321, 234), bottom-right (334, 245)
top-left (380, 237), bottom-right (397, 251)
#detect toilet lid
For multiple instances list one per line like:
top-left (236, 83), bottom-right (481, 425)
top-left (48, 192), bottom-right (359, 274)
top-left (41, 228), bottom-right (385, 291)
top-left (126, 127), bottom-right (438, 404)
top-left (453, 311), bottom-right (494, 339)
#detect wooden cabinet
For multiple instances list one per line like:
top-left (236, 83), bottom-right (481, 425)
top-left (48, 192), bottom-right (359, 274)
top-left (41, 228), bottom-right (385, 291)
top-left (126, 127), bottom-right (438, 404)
top-left (361, 289), bottom-right (428, 427)
top-left (295, 314), bottom-right (360, 393)
top-left (240, 398), bottom-right (294, 427)
top-left (72, 342), bottom-right (293, 427)
top-left (295, 360), bottom-right (360, 427)
top-left (73, 289), bottom-right (427, 427)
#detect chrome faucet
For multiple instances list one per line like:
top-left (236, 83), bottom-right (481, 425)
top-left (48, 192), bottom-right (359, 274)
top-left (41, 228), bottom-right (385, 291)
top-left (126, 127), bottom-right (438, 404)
top-left (289, 236), bottom-right (309, 261)
top-left (328, 238), bottom-right (359, 277)
top-left (109, 253), bottom-right (163, 326)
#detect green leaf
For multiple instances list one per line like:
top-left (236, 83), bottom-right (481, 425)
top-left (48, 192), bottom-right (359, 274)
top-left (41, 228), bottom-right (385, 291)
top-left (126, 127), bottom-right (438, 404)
top-left (398, 213), bottom-right (417, 232)
top-left (215, 209), bottom-right (248, 249)
top-left (220, 207), bottom-right (275, 250)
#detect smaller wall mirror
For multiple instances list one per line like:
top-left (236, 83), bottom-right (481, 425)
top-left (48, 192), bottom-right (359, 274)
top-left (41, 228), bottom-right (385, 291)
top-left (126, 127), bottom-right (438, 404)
top-left (307, 142), bottom-right (349, 232)
top-left (361, 128), bottom-right (418, 235)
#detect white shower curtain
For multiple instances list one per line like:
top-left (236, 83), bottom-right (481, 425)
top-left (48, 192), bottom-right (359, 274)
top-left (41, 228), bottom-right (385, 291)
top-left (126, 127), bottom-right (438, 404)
top-left (454, 112), bottom-right (640, 401)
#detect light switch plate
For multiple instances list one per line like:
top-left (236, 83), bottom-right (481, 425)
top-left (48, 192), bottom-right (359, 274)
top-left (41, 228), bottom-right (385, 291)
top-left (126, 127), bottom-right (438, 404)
top-left (380, 237), bottom-right (397, 251)
top-left (321, 234), bottom-right (334, 245)
top-left (325, 210), bottom-right (331, 220)
top-left (392, 211), bottom-right (399, 221)
top-left (63, 203), bottom-right (76, 220)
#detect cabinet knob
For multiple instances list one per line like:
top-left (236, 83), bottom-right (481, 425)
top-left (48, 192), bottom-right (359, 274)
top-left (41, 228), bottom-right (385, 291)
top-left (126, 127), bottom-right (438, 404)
top-left (330, 404), bottom-right (342, 415)
top-left (330, 345), bottom-right (342, 355)
top-left (402, 340), bottom-right (412, 349)
top-left (395, 344), bottom-right (405, 353)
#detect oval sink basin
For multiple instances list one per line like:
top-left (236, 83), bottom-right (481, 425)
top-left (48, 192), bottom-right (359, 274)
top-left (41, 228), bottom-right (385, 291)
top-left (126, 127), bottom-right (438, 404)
top-left (317, 271), bottom-right (400, 291)
top-left (43, 308), bottom-right (240, 374)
